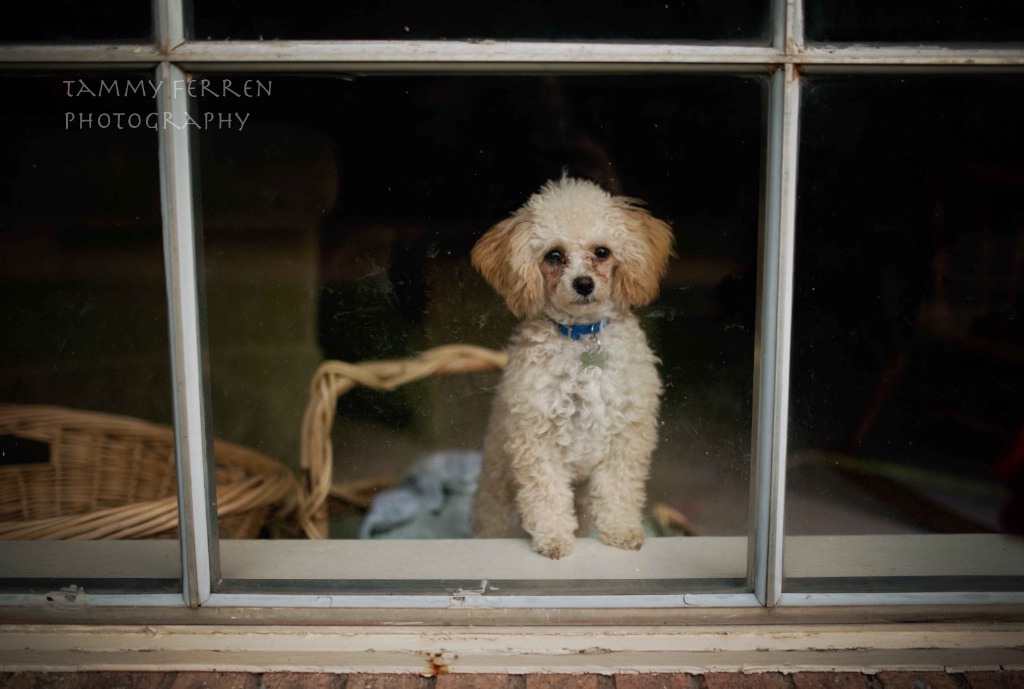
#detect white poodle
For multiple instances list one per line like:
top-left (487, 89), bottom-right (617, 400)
top-left (470, 175), bottom-right (675, 559)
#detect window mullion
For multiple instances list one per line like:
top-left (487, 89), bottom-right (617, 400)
top-left (153, 0), bottom-right (186, 50)
top-left (750, 62), bottom-right (800, 607)
top-left (157, 59), bottom-right (219, 608)
top-left (784, 0), bottom-right (805, 53)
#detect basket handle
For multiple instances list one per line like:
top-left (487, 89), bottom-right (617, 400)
top-left (296, 344), bottom-right (507, 538)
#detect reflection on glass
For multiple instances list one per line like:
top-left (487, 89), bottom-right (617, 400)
top-left (786, 75), bottom-right (1024, 592)
top-left (0, 75), bottom-right (175, 546)
top-left (196, 75), bottom-right (763, 561)
top-left (804, 0), bottom-right (1024, 43)
top-left (193, 0), bottom-right (769, 42)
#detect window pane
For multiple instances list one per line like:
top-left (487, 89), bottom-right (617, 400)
top-left (786, 75), bottom-right (1024, 593)
top-left (196, 74), bottom-right (763, 592)
top-left (0, 2), bottom-right (150, 43)
top-left (804, 0), bottom-right (1024, 43)
top-left (0, 74), bottom-right (177, 591)
top-left (192, 0), bottom-right (769, 42)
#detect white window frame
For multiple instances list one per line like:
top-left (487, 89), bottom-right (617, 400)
top-left (2, 0), bottom-right (1024, 673)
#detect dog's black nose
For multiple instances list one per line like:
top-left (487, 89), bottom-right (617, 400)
top-left (573, 276), bottom-right (595, 296)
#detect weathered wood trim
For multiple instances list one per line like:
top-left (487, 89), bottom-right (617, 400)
top-left (2, 623), bottom-right (1023, 674)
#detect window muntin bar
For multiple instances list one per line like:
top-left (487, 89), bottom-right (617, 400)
top-left (2, 42), bottom-right (1024, 70)
top-left (157, 61), bottom-right (219, 607)
top-left (154, 0), bottom-right (186, 52)
top-left (750, 63), bottom-right (801, 607)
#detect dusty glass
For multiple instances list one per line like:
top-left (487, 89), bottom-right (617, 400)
top-left (192, 0), bottom-right (770, 42)
top-left (785, 75), bottom-right (1024, 593)
top-left (804, 0), bottom-right (1024, 44)
top-left (195, 74), bottom-right (764, 593)
top-left (0, 73), bottom-right (179, 591)
top-left (0, 2), bottom-right (151, 43)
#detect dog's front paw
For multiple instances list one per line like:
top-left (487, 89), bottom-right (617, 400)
top-left (533, 534), bottom-right (575, 559)
top-left (600, 527), bottom-right (645, 551)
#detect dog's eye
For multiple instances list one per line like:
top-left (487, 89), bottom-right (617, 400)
top-left (594, 247), bottom-right (611, 260)
top-left (544, 249), bottom-right (563, 265)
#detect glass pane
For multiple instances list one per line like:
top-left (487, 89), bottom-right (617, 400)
top-left (197, 74), bottom-right (763, 593)
top-left (0, 74), bottom-right (177, 592)
top-left (805, 0), bottom-right (1024, 43)
top-left (786, 75), bottom-right (1024, 593)
top-left (192, 0), bottom-right (769, 42)
top-left (0, 2), bottom-right (150, 43)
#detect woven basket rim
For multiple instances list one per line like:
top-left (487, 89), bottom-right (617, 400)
top-left (0, 404), bottom-right (296, 540)
top-left (298, 344), bottom-right (508, 538)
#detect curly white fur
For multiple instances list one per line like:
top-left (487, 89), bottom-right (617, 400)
top-left (470, 176), bottom-right (675, 559)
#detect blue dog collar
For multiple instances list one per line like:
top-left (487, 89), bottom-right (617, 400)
top-left (554, 319), bottom-right (608, 340)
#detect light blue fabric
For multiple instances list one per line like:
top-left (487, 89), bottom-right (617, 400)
top-left (358, 448), bottom-right (675, 540)
top-left (358, 450), bottom-right (482, 539)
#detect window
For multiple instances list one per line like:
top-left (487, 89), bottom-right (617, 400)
top-left (1, 0), bottom-right (1024, 668)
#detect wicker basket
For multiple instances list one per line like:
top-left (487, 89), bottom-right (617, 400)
top-left (0, 404), bottom-right (297, 540)
top-left (298, 344), bottom-right (508, 538)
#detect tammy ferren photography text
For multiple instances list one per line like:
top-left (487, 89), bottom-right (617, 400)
top-left (62, 77), bottom-right (271, 131)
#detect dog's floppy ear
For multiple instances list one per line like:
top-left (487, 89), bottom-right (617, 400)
top-left (612, 197), bottom-right (676, 307)
top-left (471, 212), bottom-right (544, 318)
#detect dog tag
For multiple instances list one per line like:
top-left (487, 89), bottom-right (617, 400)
top-left (580, 350), bottom-right (606, 369)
